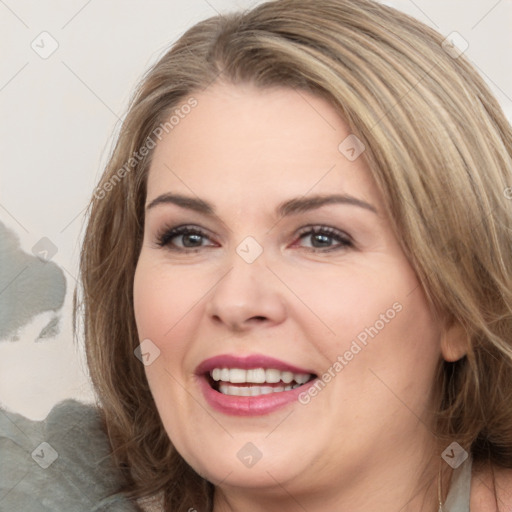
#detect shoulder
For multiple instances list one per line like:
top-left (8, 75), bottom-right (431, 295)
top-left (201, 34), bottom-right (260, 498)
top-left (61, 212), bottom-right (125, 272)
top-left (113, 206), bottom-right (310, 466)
top-left (470, 461), bottom-right (512, 512)
top-left (0, 399), bottom-right (140, 511)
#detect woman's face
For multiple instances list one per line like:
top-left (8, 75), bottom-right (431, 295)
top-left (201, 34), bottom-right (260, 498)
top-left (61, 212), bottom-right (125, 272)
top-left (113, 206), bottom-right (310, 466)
top-left (133, 82), bottom-right (444, 502)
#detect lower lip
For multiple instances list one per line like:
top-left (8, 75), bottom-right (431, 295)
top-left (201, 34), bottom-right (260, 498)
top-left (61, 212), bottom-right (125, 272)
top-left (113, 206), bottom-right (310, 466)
top-left (198, 376), bottom-right (317, 416)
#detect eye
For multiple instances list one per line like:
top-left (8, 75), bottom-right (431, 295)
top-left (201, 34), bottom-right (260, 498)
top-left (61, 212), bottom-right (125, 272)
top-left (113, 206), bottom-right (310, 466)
top-left (155, 225), bottom-right (216, 251)
top-left (294, 225), bottom-right (353, 252)
top-left (154, 224), bottom-right (353, 253)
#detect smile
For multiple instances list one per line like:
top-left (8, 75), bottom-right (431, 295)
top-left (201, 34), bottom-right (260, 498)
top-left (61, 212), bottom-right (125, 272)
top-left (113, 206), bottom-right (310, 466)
top-left (196, 354), bottom-right (318, 415)
top-left (210, 368), bottom-right (312, 396)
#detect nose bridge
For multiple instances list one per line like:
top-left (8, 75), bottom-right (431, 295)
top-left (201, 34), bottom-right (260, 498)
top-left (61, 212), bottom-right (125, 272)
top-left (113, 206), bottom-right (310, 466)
top-left (213, 240), bottom-right (268, 308)
top-left (206, 238), bottom-right (285, 328)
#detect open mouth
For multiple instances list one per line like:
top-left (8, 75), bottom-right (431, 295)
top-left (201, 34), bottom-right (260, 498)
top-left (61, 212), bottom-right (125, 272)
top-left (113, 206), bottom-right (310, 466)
top-left (206, 368), bottom-right (317, 397)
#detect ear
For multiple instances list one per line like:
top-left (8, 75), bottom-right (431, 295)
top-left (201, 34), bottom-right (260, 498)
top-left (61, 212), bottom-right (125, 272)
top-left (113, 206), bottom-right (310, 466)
top-left (440, 320), bottom-right (468, 362)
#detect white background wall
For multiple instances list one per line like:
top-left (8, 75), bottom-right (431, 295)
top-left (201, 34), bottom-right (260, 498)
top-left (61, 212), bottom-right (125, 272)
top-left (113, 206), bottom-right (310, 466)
top-left (0, 0), bottom-right (511, 420)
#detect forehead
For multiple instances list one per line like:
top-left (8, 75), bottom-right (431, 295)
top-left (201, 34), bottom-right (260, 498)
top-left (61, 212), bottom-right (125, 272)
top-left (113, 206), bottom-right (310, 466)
top-left (146, 82), bottom-right (380, 212)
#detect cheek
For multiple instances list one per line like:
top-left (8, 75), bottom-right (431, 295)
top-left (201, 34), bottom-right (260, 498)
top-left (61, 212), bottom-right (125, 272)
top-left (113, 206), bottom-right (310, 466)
top-left (133, 258), bottom-right (208, 351)
top-left (282, 258), bottom-right (426, 349)
top-left (132, 260), bottom-right (194, 404)
top-left (132, 259), bottom-right (198, 432)
top-left (352, 289), bottom-right (440, 417)
top-left (292, 260), bottom-right (441, 395)
top-left (132, 255), bottom-right (222, 410)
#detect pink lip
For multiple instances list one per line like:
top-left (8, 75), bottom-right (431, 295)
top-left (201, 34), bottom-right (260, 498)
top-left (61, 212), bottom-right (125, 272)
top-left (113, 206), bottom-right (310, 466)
top-left (195, 354), bottom-right (317, 416)
top-left (196, 354), bottom-right (314, 375)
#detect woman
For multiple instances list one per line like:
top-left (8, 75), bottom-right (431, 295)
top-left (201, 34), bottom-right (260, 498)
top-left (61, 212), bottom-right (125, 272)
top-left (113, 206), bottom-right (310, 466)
top-left (77, 0), bottom-right (512, 510)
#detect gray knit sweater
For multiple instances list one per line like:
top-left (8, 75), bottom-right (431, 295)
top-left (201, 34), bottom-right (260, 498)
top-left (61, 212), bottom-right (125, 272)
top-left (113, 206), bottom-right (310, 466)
top-left (0, 400), bottom-right (139, 511)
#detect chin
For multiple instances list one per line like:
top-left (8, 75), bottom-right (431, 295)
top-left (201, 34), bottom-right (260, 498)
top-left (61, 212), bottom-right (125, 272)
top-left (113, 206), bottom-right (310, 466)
top-left (173, 433), bottom-right (306, 489)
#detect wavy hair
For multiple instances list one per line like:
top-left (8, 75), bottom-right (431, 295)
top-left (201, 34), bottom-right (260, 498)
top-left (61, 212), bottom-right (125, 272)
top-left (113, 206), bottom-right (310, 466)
top-left (74, 0), bottom-right (512, 509)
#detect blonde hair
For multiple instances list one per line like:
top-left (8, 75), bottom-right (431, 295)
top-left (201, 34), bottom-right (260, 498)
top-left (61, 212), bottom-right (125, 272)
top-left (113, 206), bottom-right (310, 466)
top-left (75, 0), bottom-right (512, 509)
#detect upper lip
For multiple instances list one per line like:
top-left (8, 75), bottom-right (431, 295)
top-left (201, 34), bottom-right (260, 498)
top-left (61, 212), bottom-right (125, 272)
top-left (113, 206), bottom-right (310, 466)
top-left (196, 354), bottom-right (315, 376)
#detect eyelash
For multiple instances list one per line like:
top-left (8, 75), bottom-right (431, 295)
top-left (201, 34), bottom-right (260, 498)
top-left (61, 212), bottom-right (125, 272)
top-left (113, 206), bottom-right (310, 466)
top-left (155, 224), bottom-right (354, 253)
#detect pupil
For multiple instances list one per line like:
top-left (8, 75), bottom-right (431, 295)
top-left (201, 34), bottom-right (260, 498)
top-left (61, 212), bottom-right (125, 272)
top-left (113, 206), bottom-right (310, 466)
top-left (313, 234), bottom-right (331, 247)
top-left (183, 234), bottom-right (202, 247)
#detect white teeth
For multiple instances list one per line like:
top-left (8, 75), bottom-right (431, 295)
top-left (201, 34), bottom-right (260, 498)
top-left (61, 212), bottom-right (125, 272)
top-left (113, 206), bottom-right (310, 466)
top-left (246, 368), bottom-right (266, 383)
top-left (210, 368), bottom-right (311, 388)
top-left (265, 369), bottom-right (281, 383)
top-left (229, 369), bottom-right (247, 383)
top-left (294, 374), bottom-right (310, 385)
top-left (238, 386), bottom-right (250, 396)
top-left (281, 371), bottom-right (294, 384)
top-left (218, 383), bottom-right (301, 396)
top-left (249, 386), bottom-right (261, 396)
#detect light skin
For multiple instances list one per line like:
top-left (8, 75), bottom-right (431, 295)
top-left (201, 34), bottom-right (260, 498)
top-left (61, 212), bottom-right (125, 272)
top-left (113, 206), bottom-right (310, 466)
top-left (132, 82), bottom-right (504, 511)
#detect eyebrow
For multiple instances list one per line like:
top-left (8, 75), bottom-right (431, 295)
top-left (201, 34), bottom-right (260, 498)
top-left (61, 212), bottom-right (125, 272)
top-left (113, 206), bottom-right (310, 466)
top-left (145, 192), bottom-right (378, 216)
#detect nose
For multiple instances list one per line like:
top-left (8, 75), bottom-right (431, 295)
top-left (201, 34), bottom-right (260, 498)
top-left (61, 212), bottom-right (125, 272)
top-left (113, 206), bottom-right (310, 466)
top-left (205, 251), bottom-right (287, 332)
